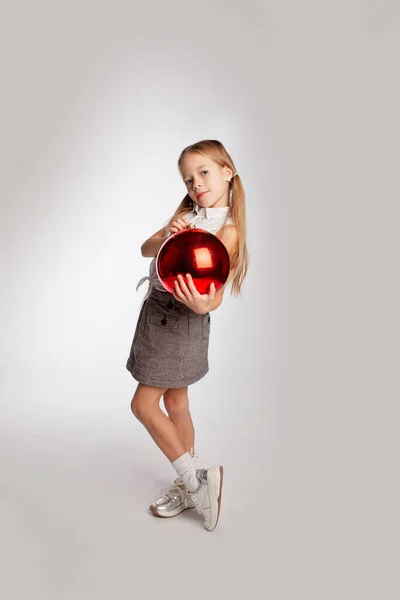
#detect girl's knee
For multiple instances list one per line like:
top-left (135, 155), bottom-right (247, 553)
top-left (130, 397), bottom-right (142, 418)
top-left (130, 384), bottom-right (166, 420)
top-left (131, 396), bottom-right (153, 421)
top-left (163, 388), bottom-right (189, 414)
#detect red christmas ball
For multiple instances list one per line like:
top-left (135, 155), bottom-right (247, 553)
top-left (156, 227), bottom-right (230, 295)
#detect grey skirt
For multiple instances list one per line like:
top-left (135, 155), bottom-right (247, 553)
top-left (126, 287), bottom-right (211, 388)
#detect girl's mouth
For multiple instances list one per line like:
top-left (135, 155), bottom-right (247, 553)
top-left (197, 191), bottom-right (208, 199)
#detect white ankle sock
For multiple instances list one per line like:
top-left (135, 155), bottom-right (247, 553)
top-left (189, 447), bottom-right (198, 469)
top-left (172, 451), bottom-right (199, 492)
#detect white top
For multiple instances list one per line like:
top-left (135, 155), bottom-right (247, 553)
top-left (136, 203), bottom-right (235, 302)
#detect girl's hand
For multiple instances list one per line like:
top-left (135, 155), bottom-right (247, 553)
top-left (169, 217), bottom-right (190, 235)
top-left (172, 273), bottom-right (216, 314)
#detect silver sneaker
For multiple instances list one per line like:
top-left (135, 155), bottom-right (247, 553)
top-left (185, 466), bottom-right (224, 531)
top-left (149, 478), bottom-right (196, 518)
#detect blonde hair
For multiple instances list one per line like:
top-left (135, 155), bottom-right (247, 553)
top-left (161, 140), bottom-right (249, 297)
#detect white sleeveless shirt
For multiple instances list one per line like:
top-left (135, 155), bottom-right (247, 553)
top-left (136, 203), bottom-right (235, 302)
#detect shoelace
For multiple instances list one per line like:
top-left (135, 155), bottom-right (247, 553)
top-left (185, 490), bottom-right (204, 515)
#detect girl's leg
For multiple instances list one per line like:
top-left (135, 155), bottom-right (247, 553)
top-left (163, 387), bottom-right (195, 456)
top-left (131, 383), bottom-right (187, 462)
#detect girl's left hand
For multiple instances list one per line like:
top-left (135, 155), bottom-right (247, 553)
top-left (172, 273), bottom-right (216, 314)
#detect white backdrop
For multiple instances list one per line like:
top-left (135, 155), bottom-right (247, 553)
top-left (0, 1), bottom-right (398, 598)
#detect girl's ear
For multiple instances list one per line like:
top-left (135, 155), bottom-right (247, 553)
top-left (223, 165), bottom-right (234, 180)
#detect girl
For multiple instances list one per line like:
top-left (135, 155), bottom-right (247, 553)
top-left (126, 139), bottom-right (248, 531)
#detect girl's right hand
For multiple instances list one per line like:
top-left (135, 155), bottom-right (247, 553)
top-left (169, 217), bottom-right (190, 235)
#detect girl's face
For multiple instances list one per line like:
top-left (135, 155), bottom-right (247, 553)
top-left (180, 152), bottom-right (233, 209)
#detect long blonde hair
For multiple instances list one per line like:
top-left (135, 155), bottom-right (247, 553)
top-left (161, 140), bottom-right (249, 297)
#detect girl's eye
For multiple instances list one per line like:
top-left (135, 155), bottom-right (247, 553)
top-left (185, 171), bottom-right (208, 185)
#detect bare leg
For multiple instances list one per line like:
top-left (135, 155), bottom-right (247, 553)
top-left (131, 383), bottom-right (186, 462)
top-left (163, 387), bottom-right (195, 456)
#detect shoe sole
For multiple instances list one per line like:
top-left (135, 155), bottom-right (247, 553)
top-left (206, 465), bottom-right (224, 531)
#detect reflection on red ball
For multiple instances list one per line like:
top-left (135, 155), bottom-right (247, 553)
top-left (156, 228), bottom-right (230, 295)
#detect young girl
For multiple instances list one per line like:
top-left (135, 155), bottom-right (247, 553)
top-left (126, 139), bottom-right (248, 531)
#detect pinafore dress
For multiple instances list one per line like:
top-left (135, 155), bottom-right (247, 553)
top-left (125, 203), bottom-right (234, 389)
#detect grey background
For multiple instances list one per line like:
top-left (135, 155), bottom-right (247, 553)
top-left (0, 1), bottom-right (398, 598)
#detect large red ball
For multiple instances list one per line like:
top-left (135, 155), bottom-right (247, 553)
top-left (156, 228), bottom-right (230, 295)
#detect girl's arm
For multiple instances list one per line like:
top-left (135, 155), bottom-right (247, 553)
top-left (141, 228), bottom-right (168, 257)
top-left (141, 216), bottom-right (191, 257)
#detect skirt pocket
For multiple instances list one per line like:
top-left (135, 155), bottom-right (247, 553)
top-left (150, 312), bottom-right (179, 329)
